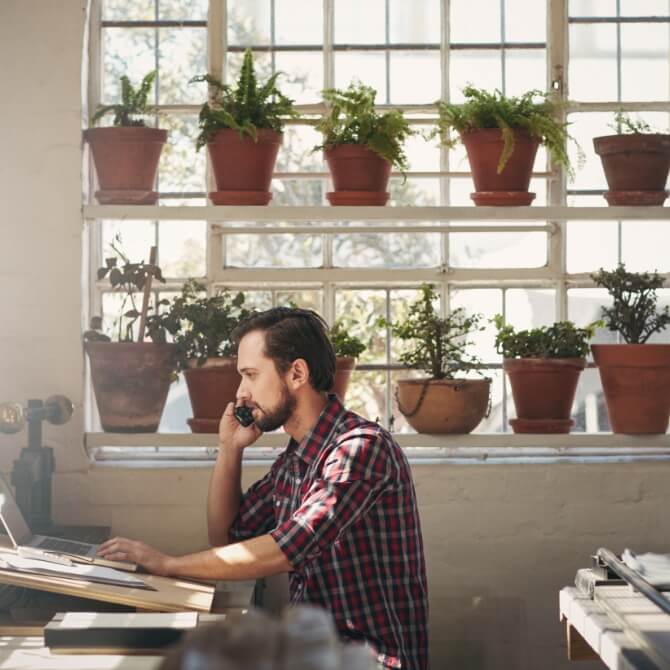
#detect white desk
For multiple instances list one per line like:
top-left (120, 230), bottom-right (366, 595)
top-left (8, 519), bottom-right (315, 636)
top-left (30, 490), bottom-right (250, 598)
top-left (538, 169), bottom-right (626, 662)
top-left (560, 585), bottom-right (669, 669)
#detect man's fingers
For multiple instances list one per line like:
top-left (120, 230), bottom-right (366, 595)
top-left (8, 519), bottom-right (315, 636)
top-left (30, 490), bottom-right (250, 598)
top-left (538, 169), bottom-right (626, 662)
top-left (223, 402), bottom-right (235, 416)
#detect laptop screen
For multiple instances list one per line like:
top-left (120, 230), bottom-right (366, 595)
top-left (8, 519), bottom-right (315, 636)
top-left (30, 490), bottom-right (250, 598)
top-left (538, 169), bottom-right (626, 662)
top-left (0, 476), bottom-right (32, 546)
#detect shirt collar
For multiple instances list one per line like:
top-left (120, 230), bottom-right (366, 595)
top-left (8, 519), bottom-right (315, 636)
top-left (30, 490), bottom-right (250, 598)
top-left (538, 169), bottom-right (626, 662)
top-left (289, 394), bottom-right (345, 463)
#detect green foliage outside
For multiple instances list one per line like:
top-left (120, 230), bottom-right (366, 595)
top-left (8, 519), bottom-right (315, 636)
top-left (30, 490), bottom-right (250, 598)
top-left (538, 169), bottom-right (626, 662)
top-left (329, 320), bottom-right (367, 358)
top-left (436, 85), bottom-right (575, 175)
top-left (380, 284), bottom-right (485, 380)
top-left (591, 263), bottom-right (670, 344)
top-left (493, 315), bottom-right (599, 359)
top-left (191, 49), bottom-right (298, 149)
top-left (91, 71), bottom-right (157, 127)
top-left (314, 82), bottom-right (414, 172)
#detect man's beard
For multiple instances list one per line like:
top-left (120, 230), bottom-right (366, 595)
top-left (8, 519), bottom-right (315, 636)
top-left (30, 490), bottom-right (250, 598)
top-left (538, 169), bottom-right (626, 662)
top-left (254, 382), bottom-right (296, 432)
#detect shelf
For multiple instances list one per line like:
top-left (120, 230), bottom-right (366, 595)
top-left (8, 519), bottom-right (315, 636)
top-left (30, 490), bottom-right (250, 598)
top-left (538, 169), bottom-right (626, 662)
top-left (83, 205), bottom-right (670, 222)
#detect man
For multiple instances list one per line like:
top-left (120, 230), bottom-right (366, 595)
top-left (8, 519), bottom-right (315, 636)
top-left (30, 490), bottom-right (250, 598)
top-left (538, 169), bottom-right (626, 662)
top-left (99, 307), bottom-right (429, 669)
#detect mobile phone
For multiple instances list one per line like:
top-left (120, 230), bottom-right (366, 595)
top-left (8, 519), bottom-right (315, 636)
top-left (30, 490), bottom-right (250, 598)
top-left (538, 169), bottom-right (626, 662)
top-left (233, 405), bottom-right (255, 427)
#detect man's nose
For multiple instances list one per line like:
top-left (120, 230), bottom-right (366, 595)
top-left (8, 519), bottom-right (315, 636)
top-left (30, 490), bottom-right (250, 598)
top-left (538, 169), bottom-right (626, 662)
top-left (236, 382), bottom-right (251, 402)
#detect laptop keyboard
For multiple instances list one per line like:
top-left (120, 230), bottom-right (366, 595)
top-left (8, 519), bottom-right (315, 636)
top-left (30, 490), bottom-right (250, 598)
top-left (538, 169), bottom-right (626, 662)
top-left (36, 537), bottom-right (94, 555)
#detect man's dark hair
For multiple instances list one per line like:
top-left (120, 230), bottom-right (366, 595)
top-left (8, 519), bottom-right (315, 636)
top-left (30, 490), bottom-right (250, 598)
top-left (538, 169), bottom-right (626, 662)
top-left (232, 307), bottom-right (336, 391)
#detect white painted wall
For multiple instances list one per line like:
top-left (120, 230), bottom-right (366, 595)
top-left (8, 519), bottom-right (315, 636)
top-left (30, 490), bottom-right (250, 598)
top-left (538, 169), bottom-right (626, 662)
top-left (1, 2), bottom-right (669, 669)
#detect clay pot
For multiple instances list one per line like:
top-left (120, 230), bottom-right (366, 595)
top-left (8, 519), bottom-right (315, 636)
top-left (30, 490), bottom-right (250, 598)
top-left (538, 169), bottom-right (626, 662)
top-left (85, 342), bottom-right (176, 432)
top-left (207, 129), bottom-right (282, 205)
top-left (324, 144), bottom-right (391, 206)
top-left (184, 357), bottom-right (241, 433)
top-left (395, 377), bottom-right (490, 434)
top-left (332, 356), bottom-right (356, 402)
top-left (504, 358), bottom-right (586, 434)
top-left (593, 133), bottom-right (670, 206)
top-left (84, 126), bottom-right (167, 205)
top-left (460, 128), bottom-right (539, 206)
top-left (592, 344), bottom-right (670, 434)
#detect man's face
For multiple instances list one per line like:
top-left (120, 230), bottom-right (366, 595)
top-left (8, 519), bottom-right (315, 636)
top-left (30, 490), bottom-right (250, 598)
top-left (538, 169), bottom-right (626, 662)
top-left (236, 330), bottom-right (296, 432)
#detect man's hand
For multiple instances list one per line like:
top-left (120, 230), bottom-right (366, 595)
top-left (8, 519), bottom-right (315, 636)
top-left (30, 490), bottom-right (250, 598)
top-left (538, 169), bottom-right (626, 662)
top-left (219, 401), bottom-right (262, 453)
top-left (97, 537), bottom-right (172, 576)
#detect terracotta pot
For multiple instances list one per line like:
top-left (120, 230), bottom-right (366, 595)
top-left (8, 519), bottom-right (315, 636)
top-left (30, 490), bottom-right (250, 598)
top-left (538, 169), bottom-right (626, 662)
top-left (395, 377), bottom-right (490, 434)
top-left (460, 128), bottom-right (539, 206)
top-left (324, 144), bottom-right (391, 206)
top-left (593, 133), bottom-right (670, 206)
top-left (592, 343), bottom-right (670, 434)
top-left (504, 358), bottom-right (586, 434)
top-left (184, 357), bottom-right (241, 433)
top-left (84, 127), bottom-right (167, 205)
top-left (331, 356), bottom-right (356, 402)
top-left (85, 341), bottom-right (176, 432)
top-left (207, 129), bottom-right (282, 205)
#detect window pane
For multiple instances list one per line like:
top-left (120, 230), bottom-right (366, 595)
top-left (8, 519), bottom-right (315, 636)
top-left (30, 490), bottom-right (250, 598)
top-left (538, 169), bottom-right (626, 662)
top-left (389, 178), bottom-right (440, 206)
top-left (272, 179), bottom-right (326, 206)
top-left (569, 1), bottom-right (617, 16)
top-left (449, 231), bottom-right (548, 268)
top-left (103, 0), bottom-right (153, 21)
top-left (225, 230), bottom-right (323, 268)
top-left (335, 0), bottom-right (385, 43)
top-left (620, 1), bottom-right (670, 16)
top-left (567, 289), bottom-right (615, 344)
top-left (101, 221), bottom-right (156, 264)
top-left (477, 368), bottom-right (503, 433)
top-left (621, 24), bottom-right (670, 101)
top-left (157, 28), bottom-right (207, 104)
top-left (335, 289), bottom-right (388, 363)
top-left (404, 130), bottom-right (441, 172)
top-left (276, 125), bottom-right (324, 173)
top-left (571, 368), bottom-right (610, 433)
top-left (333, 232), bottom-right (441, 268)
top-left (567, 222), bottom-right (618, 274)
top-left (350, 370), bottom-right (387, 425)
top-left (450, 288), bottom-right (502, 362)
top-left (451, 0), bottom-right (501, 43)
top-left (389, 288), bottom-right (425, 361)
top-left (275, 290), bottom-right (323, 312)
top-left (504, 49), bottom-right (546, 97)
top-left (159, 377), bottom-right (190, 433)
top-left (275, 0), bottom-right (323, 44)
top-left (568, 112), bottom-right (612, 192)
top-left (389, 51), bottom-right (441, 104)
top-left (389, 0), bottom-right (440, 43)
top-left (622, 223), bottom-right (670, 272)
top-left (158, 115), bottom-right (206, 194)
top-left (228, 0), bottom-right (271, 46)
top-left (274, 52), bottom-right (323, 104)
top-left (450, 51), bottom-right (502, 101)
top-left (102, 29), bottom-right (156, 105)
top-left (505, 0), bottom-right (546, 42)
top-left (159, 0), bottom-right (207, 20)
top-left (334, 53), bottom-right (387, 101)
top-left (505, 289), bottom-right (556, 329)
top-left (157, 220), bottom-right (206, 278)
top-left (569, 24), bottom-right (618, 101)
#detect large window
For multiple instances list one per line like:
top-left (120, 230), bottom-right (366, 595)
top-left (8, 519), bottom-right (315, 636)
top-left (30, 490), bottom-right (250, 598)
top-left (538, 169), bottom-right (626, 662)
top-left (86, 0), bottom-right (670, 454)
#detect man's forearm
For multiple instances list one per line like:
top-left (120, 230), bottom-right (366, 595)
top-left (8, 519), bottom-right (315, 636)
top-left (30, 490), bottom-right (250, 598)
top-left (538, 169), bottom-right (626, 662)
top-left (207, 448), bottom-right (244, 546)
top-left (165, 534), bottom-right (292, 581)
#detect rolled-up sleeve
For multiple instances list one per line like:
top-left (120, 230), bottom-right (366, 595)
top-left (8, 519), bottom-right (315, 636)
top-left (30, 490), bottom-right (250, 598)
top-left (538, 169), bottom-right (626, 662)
top-left (229, 460), bottom-right (280, 542)
top-left (269, 431), bottom-right (394, 567)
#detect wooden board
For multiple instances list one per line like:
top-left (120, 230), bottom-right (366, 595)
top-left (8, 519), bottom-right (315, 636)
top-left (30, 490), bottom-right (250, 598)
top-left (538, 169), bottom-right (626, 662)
top-left (0, 565), bottom-right (214, 613)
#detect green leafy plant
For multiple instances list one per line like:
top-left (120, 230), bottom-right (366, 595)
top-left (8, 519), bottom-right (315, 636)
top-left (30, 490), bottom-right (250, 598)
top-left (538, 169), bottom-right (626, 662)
top-left (91, 71), bottom-right (157, 127)
top-left (609, 110), bottom-right (654, 134)
top-left (436, 85), bottom-right (575, 175)
top-left (591, 263), bottom-right (670, 344)
top-left (380, 284), bottom-right (485, 380)
top-left (329, 320), bottom-right (366, 358)
top-left (164, 279), bottom-right (251, 368)
top-left (191, 49), bottom-right (298, 149)
top-left (493, 315), bottom-right (599, 359)
top-left (84, 240), bottom-right (170, 343)
top-left (314, 81), bottom-right (414, 171)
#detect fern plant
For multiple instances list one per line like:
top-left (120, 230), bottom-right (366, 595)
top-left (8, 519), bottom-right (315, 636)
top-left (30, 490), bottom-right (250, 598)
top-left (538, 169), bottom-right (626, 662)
top-left (609, 110), bottom-right (654, 134)
top-left (91, 71), bottom-right (157, 127)
top-left (191, 49), bottom-right (297, 150)
top-left (314, 82), bottom-right (414, 171)
top-left (436, 85), bottom-right (575, 175)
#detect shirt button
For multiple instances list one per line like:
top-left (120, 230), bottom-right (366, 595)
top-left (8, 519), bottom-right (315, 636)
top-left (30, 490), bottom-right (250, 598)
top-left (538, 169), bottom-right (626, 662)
top-left (275, 501), bottom-right (281, 507)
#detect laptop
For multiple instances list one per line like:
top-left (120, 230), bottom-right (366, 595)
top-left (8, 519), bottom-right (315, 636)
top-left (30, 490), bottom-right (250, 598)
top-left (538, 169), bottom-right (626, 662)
top-left (0, 476), bottom-right (136, 572)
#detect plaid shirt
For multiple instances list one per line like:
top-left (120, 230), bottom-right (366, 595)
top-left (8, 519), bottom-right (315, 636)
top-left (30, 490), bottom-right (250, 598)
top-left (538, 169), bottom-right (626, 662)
top-left (230, 395), bottom-right (428, 670)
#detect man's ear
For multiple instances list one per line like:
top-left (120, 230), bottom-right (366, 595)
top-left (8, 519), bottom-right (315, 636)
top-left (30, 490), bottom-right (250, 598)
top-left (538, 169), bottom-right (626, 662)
top-left (287, 358), bottom-right (310, 390)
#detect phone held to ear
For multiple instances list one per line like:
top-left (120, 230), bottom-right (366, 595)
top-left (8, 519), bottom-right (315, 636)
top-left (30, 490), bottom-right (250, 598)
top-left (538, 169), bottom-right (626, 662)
top-left (234, 405), bottom-right (255, 427)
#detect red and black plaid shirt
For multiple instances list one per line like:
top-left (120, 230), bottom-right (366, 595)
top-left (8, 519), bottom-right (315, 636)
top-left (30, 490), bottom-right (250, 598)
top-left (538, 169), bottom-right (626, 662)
top-left (230, 395), bottom-right (428, 670)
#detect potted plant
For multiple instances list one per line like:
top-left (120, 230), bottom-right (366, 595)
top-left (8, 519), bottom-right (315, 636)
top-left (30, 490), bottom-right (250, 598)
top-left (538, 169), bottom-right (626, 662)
top-left (382, 284), bottom-right (489, 434)
top-left (85, 71), bottom-right (167, 205)
top-left (494, 316), bottom-right (599, 434)
top-left (591, 263), bottom-right (670, 433)
top-left (191, 49), bottom-right (298, 205)
top-left (84, 246), bottom-right (177, 432)
top-left (436, 85), bottom-right (573, 206)
top-left (328, 319), bottom-right (366, 401)
top-left (314, 81), bottom-right (414, 206)
top-left (593, 111), bottom-right (670, 206)
top-left (164, 280), bottom-right (251, 433)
